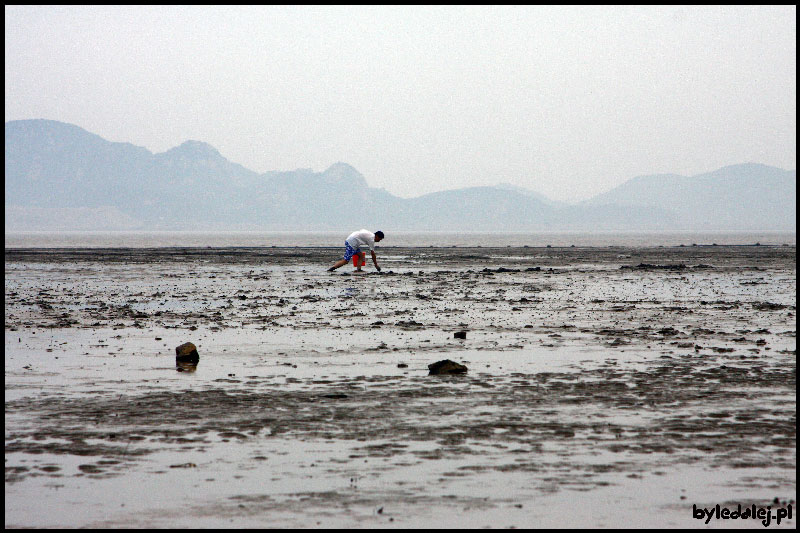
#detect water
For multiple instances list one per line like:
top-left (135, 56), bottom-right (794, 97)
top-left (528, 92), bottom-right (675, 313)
top-left (4, 230), bottom-right (796, 248)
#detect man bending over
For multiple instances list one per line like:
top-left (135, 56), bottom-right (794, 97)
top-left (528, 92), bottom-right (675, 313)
top-left (328, 229), bottom-right (384, 272)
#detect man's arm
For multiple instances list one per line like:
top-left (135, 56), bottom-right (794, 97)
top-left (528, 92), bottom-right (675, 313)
top-left (370, 250), bottom-right (381, 271)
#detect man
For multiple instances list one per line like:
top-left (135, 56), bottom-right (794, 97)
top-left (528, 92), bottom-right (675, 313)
top-left (328, 229), bottom-right (384, 272)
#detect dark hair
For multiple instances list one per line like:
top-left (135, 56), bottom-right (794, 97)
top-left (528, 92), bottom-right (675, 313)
top-left (374, 231), bottom-right (384, 239)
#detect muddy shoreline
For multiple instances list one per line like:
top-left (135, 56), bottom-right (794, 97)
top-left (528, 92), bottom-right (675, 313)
top-left (5, 245), bottom-right (796, 527)
top-left (4, 243), bottom-right (796, 265)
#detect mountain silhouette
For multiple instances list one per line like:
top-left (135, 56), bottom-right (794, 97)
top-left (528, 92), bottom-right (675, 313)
top-left (5, 119), bottom-right (796, 231)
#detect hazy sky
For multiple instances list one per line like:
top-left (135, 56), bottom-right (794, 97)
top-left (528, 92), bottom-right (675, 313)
top-left (5, 5), bottom-right (796, 201)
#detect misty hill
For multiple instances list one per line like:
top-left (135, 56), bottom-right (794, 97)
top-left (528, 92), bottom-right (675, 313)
top-left (5, 119), bottom-right (796, 232)
top-left (494, 183), bottom-right (569, 208)
top-left (585, 164), bottom-right (796, 231)
top-left (4, 120), bottom-right (394, 230)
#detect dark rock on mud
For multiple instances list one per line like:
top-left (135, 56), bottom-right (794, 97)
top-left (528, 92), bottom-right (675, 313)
top-left (752, 302), bottom-right (790, 311)
top-left (175, 342), bottom-right (199, 363)
top-left (621, 263), bottom-right (687, 270)
top-left (169, 462), bottom-right (197, 468)
top-left (428, 359), bottom-right (468, 375)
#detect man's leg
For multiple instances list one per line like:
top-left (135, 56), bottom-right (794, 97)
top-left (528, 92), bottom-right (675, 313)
top-left (328, 259), bottom-right (348, 271)
top-left (330, 242), bottom-right (357, 271)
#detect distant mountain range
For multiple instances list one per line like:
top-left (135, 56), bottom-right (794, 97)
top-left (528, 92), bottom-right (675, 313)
top-left (5, 119), bottom-right (796, 231)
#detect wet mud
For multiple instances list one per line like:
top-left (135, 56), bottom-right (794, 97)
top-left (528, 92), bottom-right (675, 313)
top-left (5, 245), bottom-right (796, 528)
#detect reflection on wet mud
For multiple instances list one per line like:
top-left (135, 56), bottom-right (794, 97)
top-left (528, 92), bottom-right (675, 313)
top-left (175, 361), bottom-right (198, 373)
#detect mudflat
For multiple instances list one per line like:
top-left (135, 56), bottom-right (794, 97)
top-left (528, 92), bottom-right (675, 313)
top-left (5, 245), bottom-right (796, 528)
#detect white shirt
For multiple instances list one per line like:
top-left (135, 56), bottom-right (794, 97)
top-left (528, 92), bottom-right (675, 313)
top-left (346, 229), bottom-right (376, 251)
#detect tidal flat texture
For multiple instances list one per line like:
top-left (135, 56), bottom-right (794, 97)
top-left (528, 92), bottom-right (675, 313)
top-left (5, 245), bottom-right (796, 528)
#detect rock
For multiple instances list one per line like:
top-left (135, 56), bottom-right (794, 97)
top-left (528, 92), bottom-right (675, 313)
top-left (428, 359), bottom-right (468, 375)
top-left (175, 342), bottom-right (199, 363)
top-left (169, 462), bottom-right (197, 468)
top-left (621, 263), bottom-right (687, 271)
top-left (752, 302), bottom-right (788, 311)
top-left (454, 331), bottom-right (467, 339)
